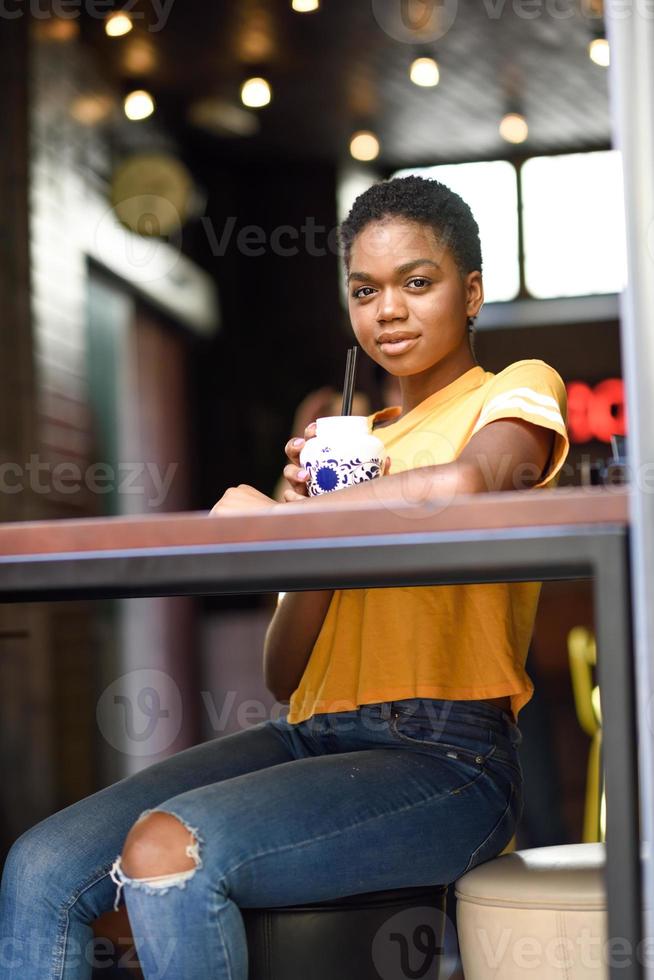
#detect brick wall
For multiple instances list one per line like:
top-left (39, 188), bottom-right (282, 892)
top-left (22, 29), bottom-right (207, 805)
top-left (29, 32), bottom-right (115, 517)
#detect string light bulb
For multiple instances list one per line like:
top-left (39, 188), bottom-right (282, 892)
top-left (499, 111), bottom-right (528, 144)
top-left (350, 130), bottom-right (380, 162)
top-left (105, 11), bottom-right (133, 37)
top-left (70, 94), bottom-right (114, 125)
top-left (124, 90), bottom-right (155, 121)
top-left (588, 37), bottom-right (610, 67)
top-left (241, 77), bottom-right (272, 108)
top-left (292, 0), bottom-right (320, 10)
top-left (409, 56), bottom-right (440, 87)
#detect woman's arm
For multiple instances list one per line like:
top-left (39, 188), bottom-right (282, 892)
top-left (279, 418), bottom-right (556, 508)
top-left (263, 589), bottom-right (334, 702)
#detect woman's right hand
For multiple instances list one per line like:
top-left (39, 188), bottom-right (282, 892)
top-left (282, 420), bottom-right (318, 499)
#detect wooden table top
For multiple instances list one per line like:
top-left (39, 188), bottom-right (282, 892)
top-left (0, 486), bottom-right (629, 557)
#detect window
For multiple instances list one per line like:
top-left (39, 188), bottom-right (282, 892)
top-left (521, 150), bottom-right (627, 298)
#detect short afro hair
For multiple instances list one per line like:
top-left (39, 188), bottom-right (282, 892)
top-left (339, 174), bottom-right (482, 278)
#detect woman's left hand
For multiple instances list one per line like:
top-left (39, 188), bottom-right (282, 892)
top-left (210, 485), bottom-right (278, 515)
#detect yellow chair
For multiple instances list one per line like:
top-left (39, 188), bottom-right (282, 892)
top-left (568, 626), bottom-right (605, 842)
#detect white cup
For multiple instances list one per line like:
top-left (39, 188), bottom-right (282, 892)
top-left (299, 416), bottom-right (386, 496)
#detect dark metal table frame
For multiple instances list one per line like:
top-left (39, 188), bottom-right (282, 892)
top-left (0, 518), bottom-right (640, 980)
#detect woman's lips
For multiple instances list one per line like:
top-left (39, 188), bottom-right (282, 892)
top-left (379, 336), bottom-right (419, 356)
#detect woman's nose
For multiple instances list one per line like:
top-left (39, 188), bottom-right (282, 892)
top-left (376, 289), bottom-right (408, 321)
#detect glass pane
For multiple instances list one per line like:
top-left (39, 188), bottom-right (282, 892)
top-left (392, 160), bottom-right (520, 303)
top-left (522, 150), bottom-right (627, 298)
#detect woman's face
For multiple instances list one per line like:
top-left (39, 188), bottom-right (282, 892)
top-left (346, 217), bottom-right (483, 377)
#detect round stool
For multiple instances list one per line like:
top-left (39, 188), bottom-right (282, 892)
top-left (455, 842), bottom-right (607, 978)
top-left (242, 884), bottom-right (449, 980)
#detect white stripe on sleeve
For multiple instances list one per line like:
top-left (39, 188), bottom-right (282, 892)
top-left (476, 395), bottom-right (564, 429)
top-left (481, 387), bottom-right (560, 418)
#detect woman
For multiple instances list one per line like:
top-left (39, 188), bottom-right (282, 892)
top-left (0, 176), bottom-right (569, 979)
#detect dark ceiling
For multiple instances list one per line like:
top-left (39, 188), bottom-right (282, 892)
top-left (84, 0), bottom-right (612, 168)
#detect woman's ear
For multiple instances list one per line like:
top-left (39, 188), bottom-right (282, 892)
top-left (466, 270), bottom-right (484, 320)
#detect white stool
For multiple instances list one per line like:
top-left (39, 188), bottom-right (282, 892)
top-left (455, 842), bottom-right (607, 978)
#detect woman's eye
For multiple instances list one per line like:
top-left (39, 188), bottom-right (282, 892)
top-left (352, 278), bottom-right (430, 299)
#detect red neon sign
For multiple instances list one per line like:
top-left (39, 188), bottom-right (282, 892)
top-left (566, 379), bottom-right (626, 444)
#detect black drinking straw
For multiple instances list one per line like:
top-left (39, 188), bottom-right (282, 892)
top-left (341, 346), bottom-right (358, 415)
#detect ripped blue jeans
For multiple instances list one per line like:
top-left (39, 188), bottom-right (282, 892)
top-left (0, 698), bottom-right (523, 979)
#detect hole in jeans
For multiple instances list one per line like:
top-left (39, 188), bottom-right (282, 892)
top-left (109, 808), bottom-right (204, 911)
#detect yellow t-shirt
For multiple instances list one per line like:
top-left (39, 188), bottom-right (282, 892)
top-left (286, 360), bottom-right (570, 726)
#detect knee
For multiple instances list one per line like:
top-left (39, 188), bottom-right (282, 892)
top-left (1, 834), bottom-right (29, 896)
top-left (2, 822), bottom-right (60, 895)
top-left (120, 811), bottom-right (200, 880)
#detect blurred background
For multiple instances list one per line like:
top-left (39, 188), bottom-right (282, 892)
top-left (0, 0), bottom-right (621, 898)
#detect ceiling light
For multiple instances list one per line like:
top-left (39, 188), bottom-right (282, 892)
top-left (241, 77), bottom-right (272, 108)
top-left (292, 0), bottom-right (320, 10)
top-left (124, 90), bottom-right (155, 121)
top-left (188, 98), bottom-right (260, 137)
top-left (588, 37), bottom-right (610, 67)
top-left (33, 17), bottom-right (78, 41)
top-left (499, 112), bottom-right (528, 144)
top-left (121, 38), bottom-right (158, 75)
top-left (70, 94), bottom-right (115, 125)
top-left (409, 56), bottom-right (440, 87)
top-left (105, 11), bottom-right (133, 37)
top-left (350, 130), bottom-right (380, 162)
top-left (236, 9), bottom-right (276, 62)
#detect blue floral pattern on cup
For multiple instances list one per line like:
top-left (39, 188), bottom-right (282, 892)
top-left (305, 455), bottom-right (384, 496)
